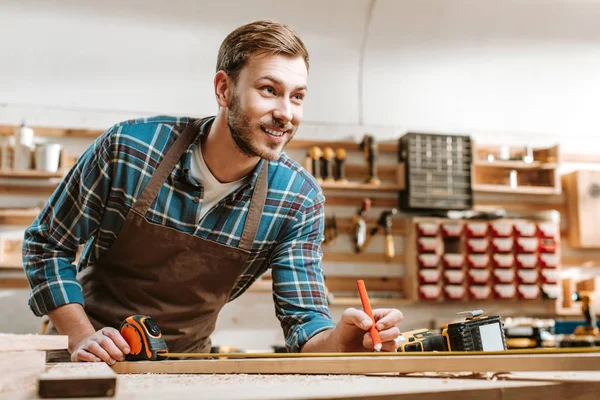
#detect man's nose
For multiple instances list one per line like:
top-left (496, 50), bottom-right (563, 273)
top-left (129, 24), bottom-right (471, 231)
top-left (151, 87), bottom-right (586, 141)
top-left (273, 98), bottom-right (293, 124)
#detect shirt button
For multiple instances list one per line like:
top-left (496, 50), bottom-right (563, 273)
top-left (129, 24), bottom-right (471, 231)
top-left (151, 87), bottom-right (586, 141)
top-left (193, 197), bottom-right (200, 203)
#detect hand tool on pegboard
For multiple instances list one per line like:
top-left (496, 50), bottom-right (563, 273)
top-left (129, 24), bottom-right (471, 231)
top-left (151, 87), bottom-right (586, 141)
top-left (360, 134), bottom-right (380, 185)
top-left (334, 148), bottom-right (348, 183)
top-left (307, 146), bottom-right (323, 183)
top-left (321, 147), bottom-right (335, 182)
top-left (324, 214), bottom-right (338, 244)
top-left (359, 209), bottom-right (397, 261)
top-left (352, 198), bottom-right (371, 253)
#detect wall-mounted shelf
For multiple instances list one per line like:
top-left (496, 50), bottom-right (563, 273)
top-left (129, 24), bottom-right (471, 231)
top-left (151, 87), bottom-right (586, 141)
top-left (473, 184), bottom-right (562, 195)
top-left (0, 170), bottom-right (66, 179)
top-left (474, 161), bottom-right (558, 170)
top-left (319, 182), bottom-right (404, 191)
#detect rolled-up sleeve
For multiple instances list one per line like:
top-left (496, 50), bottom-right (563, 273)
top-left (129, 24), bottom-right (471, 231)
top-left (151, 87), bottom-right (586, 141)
top-left (23, 126), bottom-right (115, 316)
top-left (269, 191), bottom-right (336, 352)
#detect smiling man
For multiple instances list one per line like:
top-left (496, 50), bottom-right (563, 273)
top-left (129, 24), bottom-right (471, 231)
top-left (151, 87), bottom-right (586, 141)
top-left (22, 20), bottom-right (403, 364)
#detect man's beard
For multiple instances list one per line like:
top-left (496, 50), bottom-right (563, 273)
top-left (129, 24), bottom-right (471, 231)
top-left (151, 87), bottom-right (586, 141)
top-left (227, 91), bottom-right (295, 161)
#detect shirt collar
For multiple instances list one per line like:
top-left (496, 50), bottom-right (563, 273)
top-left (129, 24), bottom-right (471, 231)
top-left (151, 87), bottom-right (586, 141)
top-left (181, 116), bottom-right (265, 192)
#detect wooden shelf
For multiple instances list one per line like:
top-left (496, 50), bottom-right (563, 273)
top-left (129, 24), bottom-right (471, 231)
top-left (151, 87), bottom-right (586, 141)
top-left (288, 139), bottom-right (398, 154)
top-left (473, 184), bottom-right (561, 195)
top-left (0, 125), bottom-right (102, 139)
top-left (327, 296), bottom-right (411, 307)
top-left (323, 252), bottom-right (404, 264)
top-left (0, 208), bottom-right (40, 225)
top-left (474, 161), bottom-right (558, 170)
top-left (0, 170), bottom-right (65, 179)
top-left (319, 182), bottom-right (404, 191)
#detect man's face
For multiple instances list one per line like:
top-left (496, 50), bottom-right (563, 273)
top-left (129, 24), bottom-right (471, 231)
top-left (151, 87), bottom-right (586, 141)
top-left (226, 53), bottom-right (307, 160)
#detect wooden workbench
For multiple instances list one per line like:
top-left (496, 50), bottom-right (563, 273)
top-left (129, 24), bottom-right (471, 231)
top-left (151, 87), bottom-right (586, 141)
top-left (5, 371), bottom-right (600, 399)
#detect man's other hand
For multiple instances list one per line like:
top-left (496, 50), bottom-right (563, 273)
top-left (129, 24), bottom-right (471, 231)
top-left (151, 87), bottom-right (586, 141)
top-left (332, 307), bottom-right (404, 352)
top-left (70, 327), bottom-right (131, 364)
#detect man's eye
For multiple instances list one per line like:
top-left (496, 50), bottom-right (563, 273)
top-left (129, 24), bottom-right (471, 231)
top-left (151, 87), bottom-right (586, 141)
top-left (293, 93), bottom-right (304, 101)
top-left (262, 86), bottom-right (275, 94)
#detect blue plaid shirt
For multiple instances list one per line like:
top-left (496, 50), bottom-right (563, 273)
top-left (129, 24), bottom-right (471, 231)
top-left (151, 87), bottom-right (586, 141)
top-left (23, 115), bottom-right (335, 352)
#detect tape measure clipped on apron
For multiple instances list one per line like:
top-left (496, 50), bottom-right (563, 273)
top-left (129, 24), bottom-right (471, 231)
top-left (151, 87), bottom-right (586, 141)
top-left (120, 315), bottom-right (600, 361)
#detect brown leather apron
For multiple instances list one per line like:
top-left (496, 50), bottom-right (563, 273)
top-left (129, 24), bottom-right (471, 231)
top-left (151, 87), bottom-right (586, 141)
top-left (67, 119), bottom-right (266, 353)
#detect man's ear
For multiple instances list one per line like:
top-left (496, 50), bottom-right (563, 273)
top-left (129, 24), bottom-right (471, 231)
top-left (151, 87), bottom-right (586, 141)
top-left (214, 70), bottom-right (232, 108)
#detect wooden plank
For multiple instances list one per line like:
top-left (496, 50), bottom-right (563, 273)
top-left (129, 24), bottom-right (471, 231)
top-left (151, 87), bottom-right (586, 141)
top-left (345, 164), bottom-right (397, 181)
top-left (324, 196), bottom-right (397, 208)
top-left (0, 185), bottom-right (58, 195)
top-left (38, 362), bottom-right (116, 398)
top-left (0, 334), bottom-right (68, 352)
top-left (287, 140), bottom-right (398, 154)
top-left (0, 350), bottom-right (45, 394)
top-left (112, 353), bottom-right (600, 375)
top-left (334, 217), bottom-right (407, 236)
top-left (0, 276), bottom-right (29, 289)
top-left (562, 153), bottom-right (600, 164)
top-left (0, 208), bottom-right (39, 225)
top-left (323, 252), bottom-right (404, 264)
top-left (0, 170), bottom-right (65, 179)
top-left (562, 256), bottom-right (600, 267)
top-left (112, 373), bottom-right (597, 400)
top-left (473, 184), bottom-right (561, 195)
top-left (325, 276), bottom-right (403, 293)
top-left (0, 125), bottom-right (103, 139)
top-left (320, 182), bottom-right (404, 191)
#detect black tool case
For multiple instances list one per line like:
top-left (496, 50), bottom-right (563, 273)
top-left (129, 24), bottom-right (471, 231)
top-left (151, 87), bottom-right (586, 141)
top-left (398, 132), bottom-right (473, 211)
top-left (446, 315), bottom-right (507, 351)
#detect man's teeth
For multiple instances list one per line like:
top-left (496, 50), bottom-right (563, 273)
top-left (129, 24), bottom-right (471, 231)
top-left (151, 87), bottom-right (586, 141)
top-left (264, 127), bottom-right (284, 137)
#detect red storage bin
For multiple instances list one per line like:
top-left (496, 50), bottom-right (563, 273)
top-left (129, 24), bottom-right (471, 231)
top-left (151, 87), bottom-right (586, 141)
top-left (419, 284), bottom-right (442, 300)
top-left (443, 269), bottom-right (465, 284)
top-left (539, 253), bottom-right (559, 269)
top-left (494, 283), bottom-right (517, 299)
top-left (517, 284), bottom-right (540, 300)
top-left (417, 221), bottom-right (440, 236)
top-left (537, 222), bottom-right (558, 239)
top-left (467, 253), bottom-right (490, 269)
top-left (418, 268), bottom-right (441, 284)
top-left (540, 268), bottom-right (559, 284)
top-left (539, 238), bottom-right (558, 253)
top-left (466, 222), bottom-right (488, 237)
top-left (441, 222), bottom-right (463, 238)
top-left (469, 284), bottom-right (492, 300)
top-left (490, 221), bottom-right (514, 237)
top-left (418, 254), bottom-right (440, 268)
top-left (442, 254), bottom-right (464, 269)
top-left (515, 221), bottom-right (537, 237)
top-left (468, 268), bottom-right (491, 284)
top-left (492, 237), bottom-right (514, 253)
top-left (541, 284), bottom-right (561, 299)
top-left (516, 237), bottom-right (538, 253)
top-left (516, 269), bottom-right (539, 284)
top-left (516, 253), bottom-right (538, 268)
top-left (493, 253), bottom-right (515, 268)
top-left (493, 268), bottom-right (516, 283)
top-left (444, 284), bottom-right (466, 300)
top-left (417, 237), bottom-right (441, 253)
top-left (467, 238), bottom-right (489, 253)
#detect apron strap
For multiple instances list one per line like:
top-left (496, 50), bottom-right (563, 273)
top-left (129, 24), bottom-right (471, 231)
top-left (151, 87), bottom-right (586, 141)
top-left (132, 116), bottom-right (268, 252)
top-left (238, 160), bottom-right (268, 251)
top-left (132, 119), bottom-right (204, 214)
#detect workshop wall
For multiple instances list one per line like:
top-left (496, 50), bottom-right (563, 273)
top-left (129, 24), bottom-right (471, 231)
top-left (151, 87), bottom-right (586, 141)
top-left (1, 0), bottom-right (600, 347)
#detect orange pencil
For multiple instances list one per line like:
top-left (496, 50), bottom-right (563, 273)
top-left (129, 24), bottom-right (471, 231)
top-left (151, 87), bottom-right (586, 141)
top-left (356, 279), bottom-right (382, 352)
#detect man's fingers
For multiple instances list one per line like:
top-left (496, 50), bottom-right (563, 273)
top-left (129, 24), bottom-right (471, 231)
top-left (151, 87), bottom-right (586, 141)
top-left (72, 349), bottom-right (101, 363)
top-left (86, 341), bottom-right (116, 365)
top-left (97, 334), bottom-right (125, 362)
top-left (378, 326), bottom-right (400, 343)
top-left (341, 308), bottom-right (372, 329)
top-left (363, 326), bottom-right (400, 350)
top-left (372, 309), bottom-right (404, 331)
top-left (380, 340), bottom-right (398, 352)
top-left (102, 328), bottom-right (131, 355)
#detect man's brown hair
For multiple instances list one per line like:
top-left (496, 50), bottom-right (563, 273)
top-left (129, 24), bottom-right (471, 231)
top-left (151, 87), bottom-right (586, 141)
top-left (217, 20), bottom-right (309, 82)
